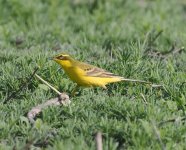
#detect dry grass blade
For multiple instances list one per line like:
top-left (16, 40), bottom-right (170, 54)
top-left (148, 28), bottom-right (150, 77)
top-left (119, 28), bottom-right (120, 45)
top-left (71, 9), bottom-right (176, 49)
top-left (35, 74), bottom-right (61, 95)
top-left (95, 132), bottom-right (103, 150)
top-left (158, 116), bottom-right (186, 127)
top-left (147, 46), bottom-right (185, 59)
top-left (151, 121), bottom-right (166, 150)
top-left (140, 93), bottom-right (148, 104)
top-left (27, 74), bottom-right (70, 123)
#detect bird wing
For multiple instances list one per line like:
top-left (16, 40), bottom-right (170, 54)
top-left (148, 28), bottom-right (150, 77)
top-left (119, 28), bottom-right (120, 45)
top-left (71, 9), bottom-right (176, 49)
top-left (77, 61), bottom-right (120, 78)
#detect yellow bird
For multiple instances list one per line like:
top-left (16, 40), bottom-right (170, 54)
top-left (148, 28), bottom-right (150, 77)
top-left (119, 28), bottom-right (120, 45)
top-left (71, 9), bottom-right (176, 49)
top-left (53, 53), bottom-right (151, 94)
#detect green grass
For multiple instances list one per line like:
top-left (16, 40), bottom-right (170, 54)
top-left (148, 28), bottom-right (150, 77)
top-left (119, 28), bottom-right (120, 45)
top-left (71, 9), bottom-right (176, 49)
top-left (0, 0), bottom-right (186, 149)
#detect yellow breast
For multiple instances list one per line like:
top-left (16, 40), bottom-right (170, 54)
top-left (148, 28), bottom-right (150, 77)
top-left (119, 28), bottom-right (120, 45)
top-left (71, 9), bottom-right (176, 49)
top-left (64, 67), bottom-right (121, 87)
top-left (63, 66), bottom-right (89, 86)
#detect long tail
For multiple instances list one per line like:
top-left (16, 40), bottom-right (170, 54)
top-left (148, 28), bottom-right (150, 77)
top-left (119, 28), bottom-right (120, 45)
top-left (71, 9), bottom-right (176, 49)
top-left (120, 77), bottom-right (163, 87)
top-left (121, 78), bottom-right (151, 84)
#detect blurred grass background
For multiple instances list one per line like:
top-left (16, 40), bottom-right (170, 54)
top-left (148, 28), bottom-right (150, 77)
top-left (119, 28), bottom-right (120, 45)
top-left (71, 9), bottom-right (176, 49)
top-left (0, 0), bottom-right (186, 149)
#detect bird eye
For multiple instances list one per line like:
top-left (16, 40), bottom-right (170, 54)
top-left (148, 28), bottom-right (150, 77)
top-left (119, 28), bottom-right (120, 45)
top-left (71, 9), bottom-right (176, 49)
top-left (56, 55), bottom-right (64, 60)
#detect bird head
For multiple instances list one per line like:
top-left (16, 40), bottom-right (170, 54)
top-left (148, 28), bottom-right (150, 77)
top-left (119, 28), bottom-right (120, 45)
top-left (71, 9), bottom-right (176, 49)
top-left (53, 53), bottom-right (74, 68)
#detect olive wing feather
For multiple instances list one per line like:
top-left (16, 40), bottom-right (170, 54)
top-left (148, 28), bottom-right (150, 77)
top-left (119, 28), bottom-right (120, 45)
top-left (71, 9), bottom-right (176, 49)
top-left (77, 61), bottom-right (120, 78)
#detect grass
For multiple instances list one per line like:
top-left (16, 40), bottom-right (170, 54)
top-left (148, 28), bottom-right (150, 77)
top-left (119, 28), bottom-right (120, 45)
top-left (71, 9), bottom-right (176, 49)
top-left (0, 0), bottom-right (186, 149)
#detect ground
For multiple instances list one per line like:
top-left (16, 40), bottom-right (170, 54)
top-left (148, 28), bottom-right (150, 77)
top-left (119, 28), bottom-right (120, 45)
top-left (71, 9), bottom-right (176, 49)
top-left (0, 0), bottom-right (186, 149)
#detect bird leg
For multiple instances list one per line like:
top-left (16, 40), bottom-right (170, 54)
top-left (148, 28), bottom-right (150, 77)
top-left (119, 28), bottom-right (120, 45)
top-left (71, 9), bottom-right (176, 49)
top-left (102, 85), bottom-right (107, 89)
